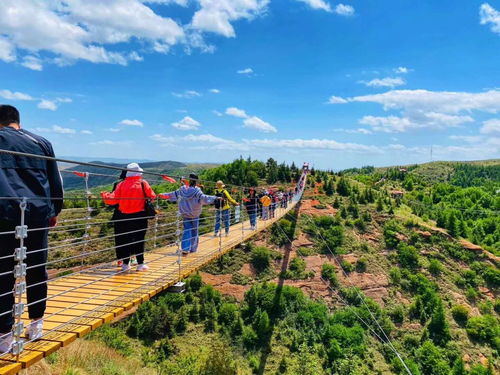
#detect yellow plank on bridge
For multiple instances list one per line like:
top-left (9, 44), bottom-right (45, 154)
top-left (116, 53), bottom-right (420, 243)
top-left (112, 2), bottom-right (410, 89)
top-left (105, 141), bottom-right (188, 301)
top-left (0, 361), bottom-right (21, 375)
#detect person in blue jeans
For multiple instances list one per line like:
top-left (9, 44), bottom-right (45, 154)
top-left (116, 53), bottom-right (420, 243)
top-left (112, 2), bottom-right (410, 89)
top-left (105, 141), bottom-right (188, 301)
top-left (214, 180), bottom-right (238, 237)
top-left (161, 174), bottom-right (217, 254)
top-left (244, 188), bottom-right (259, 230)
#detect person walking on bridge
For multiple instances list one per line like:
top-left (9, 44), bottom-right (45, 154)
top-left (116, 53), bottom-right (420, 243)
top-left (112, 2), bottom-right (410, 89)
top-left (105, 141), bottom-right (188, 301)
top-left (101, 163), bottom-right (155, 273)
top-left (244, 188), bottom-right (259, 230)
top-left (161, 174), bottom-right (217, 254)
top-left (214, 180), bottom-right (238, 237)
top-left (0, 105), bottom-right (64, 352)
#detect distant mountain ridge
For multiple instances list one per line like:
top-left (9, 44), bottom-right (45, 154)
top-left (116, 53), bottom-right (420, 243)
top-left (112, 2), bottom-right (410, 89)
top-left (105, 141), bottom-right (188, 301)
top-left (61, 160), bottom-right (218, 190)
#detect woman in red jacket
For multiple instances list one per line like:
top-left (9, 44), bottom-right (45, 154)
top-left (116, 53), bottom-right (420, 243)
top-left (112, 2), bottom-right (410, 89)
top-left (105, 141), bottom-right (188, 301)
top-left (101, 163), bottom-right (156, 272)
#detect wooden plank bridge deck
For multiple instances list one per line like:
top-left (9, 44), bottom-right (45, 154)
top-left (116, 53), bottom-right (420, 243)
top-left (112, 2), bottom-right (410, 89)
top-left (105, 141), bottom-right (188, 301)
top-left (0, 201), bottom-right (299, 374)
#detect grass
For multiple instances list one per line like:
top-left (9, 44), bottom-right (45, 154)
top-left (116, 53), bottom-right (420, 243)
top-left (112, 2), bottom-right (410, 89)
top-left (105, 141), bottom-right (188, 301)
top-left (23, 339), bottom-right (155, 375)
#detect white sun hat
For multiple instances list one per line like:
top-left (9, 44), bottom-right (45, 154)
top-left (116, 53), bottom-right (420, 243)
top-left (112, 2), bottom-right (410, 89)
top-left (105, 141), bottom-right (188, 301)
top-left (126, 162), bottom-right (144, 177)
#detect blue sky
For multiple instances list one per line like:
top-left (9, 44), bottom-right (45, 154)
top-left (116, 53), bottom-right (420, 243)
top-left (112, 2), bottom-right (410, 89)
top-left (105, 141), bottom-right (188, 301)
top-left (0, 0), bottom-right (499, 169)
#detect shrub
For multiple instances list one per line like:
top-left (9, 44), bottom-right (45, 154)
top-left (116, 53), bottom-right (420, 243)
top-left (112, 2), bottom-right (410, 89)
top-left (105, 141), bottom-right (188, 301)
top-left (297, 247), bottom-right (317, 256)
top-left (466, 315), bottom-right (499, 347)
top-left (353, 218), bottom-right (366, 231)
top-left (466, 287), bottom-right (478, 302)
top-left (283, 257), bottom-right (313, 280)
top-left (230, 272), bottom-right (251, 285)
top-left (428, 259), bottom-right (443, 276)
top-left (321, 263), bottom-right (339, 287)
top-left (186, 273), bottom-right (203, 292)
top-left (397, 243), bottom-right (420, 270)
top-left (383, 220), bottom-right (403, 248)
top-left (340, 259), bottom-right (355, 273)
top-left (451, 305), bottom-right (469, 326)
top-left (482, 266), bottom-right (500, 289)
top-left (478, 300), bottom-right (493, 315)
top-left (388, 305), bottom-right (405, 324)
top-left (389, 267), bottom-right (401, 284)
top-left (251, 247), bottom-right (272, 272)
top-left (355, 257), bottom-right (368, 273)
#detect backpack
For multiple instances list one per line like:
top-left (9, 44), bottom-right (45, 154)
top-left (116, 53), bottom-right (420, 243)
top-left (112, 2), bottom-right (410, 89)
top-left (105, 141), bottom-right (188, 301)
top-left (214, 189), bottom-right (227, 209)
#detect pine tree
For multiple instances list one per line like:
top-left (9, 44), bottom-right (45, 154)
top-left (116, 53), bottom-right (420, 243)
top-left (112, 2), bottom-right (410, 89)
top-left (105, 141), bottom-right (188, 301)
top-left (333, 196), bottom-right (340, 208)
top-left (325, 179), bottom-right (334, 196)
top-left (428, 301), bottom-right (451, 346)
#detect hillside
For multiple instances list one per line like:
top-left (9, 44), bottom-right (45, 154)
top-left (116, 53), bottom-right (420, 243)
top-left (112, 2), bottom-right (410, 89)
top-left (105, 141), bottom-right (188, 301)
top-left (34, 159), bottom-right (498, 375)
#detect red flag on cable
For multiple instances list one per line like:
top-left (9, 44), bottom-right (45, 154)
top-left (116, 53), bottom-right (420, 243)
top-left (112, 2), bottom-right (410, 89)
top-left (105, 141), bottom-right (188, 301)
top-left (72, 171), bottom-right (87, 178)
top-left (161, 175), bottom-right (176, 183)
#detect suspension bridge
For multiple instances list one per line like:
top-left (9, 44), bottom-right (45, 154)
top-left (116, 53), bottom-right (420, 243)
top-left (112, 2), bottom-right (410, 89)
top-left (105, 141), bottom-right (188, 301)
top-left (0, 152), bottom-right (307, 374)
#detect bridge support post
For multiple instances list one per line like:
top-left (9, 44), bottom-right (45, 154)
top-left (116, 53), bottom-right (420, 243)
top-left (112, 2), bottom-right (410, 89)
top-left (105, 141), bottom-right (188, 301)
top-left (176, 210), bottom-right (182, 280)
top-left (12, 198), bottom-right (28, 359)
top-left (82, 173), bottom-right (92, 267)
top-left (153, 197), bottom-right (160, 249)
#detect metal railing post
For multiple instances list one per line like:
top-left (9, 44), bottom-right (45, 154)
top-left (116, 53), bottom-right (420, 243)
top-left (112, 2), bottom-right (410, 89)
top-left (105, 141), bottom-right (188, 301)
top-left (153, 197), bottom-right (160, 249)
top-left (176, 209), bottom-right (182, 280)
top-left (218, 209), bottom-right (223, 253)
top-left (12, 198), bottom-right (28, 358)
top-left (82, 173), bottom-right (92, 267)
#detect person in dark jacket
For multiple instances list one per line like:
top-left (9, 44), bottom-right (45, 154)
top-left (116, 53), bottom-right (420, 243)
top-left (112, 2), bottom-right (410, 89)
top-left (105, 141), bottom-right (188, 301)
top-left (243, 188), bottom-right (259, 230)
top-left (0, 105), bottom-right (64, 353)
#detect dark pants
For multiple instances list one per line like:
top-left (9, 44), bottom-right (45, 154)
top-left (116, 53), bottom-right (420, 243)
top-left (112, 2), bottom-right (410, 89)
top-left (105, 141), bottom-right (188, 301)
top-left (0, 220), bottom-right (48, 333)
top-left (113, 212), bottom-right (148, 265)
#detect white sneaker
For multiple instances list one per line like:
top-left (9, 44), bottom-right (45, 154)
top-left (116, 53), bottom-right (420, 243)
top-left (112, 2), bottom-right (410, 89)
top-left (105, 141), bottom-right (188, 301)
top-left (214, 232), bottom-right (219, 238)
top-left (121, 264), bottom-right (131, 273)
top-left (0, 332), bottom-right (13, 354)
top-left (225, 232), bottom-right (229, 237)
top-left (26, 319), bottom-right (43, 341)
top-left (136, 264), bottom-right (149, 272)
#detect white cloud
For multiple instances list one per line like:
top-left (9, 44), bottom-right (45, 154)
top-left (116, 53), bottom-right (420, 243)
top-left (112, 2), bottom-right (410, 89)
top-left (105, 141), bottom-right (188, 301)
top-left (225, 107), bottom-right (248, 118)
top-left (172, 90), bottom-right (202, 98)
top-left (334, 4), bottom-right (355, 16)
top-left (150, 132), bottom-right (249, 150)
top-left (212, 110), bottom-right (223, 117)
top-left (480, 3), bottom-right (500, 35)
top-left (0, 89), bottom-right (33, 101)
top-left (209, 88), bottom-right (220, 94)
top-left (171, 116), bottom-right (201, 130)
top-left (90, 140), bottom-right (131, 146)
top-left (296, 0), bottom-right (331, 12)
top-left (394, 66), bottom-right (410, 74)
top-left (191, 0), bottom-right (269, 38)
top-left (248, 138), bottom-right (381, 153)
top-left (107, 128), bottom-right (121, 132)
top-left (38, 100), bottom-right (58, 111)
top-left (150, 134), bottom-right (175, 143)
top-left (237, 68), bottom-right (253, 75)
top-left (334, 128), bottom-right (373, 135)
top-left (119, 119), bottom-right (144, 127)
top-left (225, 106), bottom-right (277, 133)
top-left (80, 130), bottom-right (93, 135)
top-left (32, 125), bottom-right (76, 134)
top-left (349, 89), bottom-right (500, 114)
top-left (327, 95), bottom-right (348, 104)
top-left (480, 118), bottom-right (500, 135)
top-left (21, 56), bottom-right (43, 71)
top-left (0, 0), bottom-right (186, 68)
top-left (363, 77), bottom-right (406, 88)
top-left (359, 112), bottom-right (474, 133)
top-left (0, 37), bottom-right (16, 62)
top-left (52, 125), bottom-right (76, 134)
top-left (449, 135), bottom-right (484, 143)
top-left (243, 116), bottom-right (277, 133)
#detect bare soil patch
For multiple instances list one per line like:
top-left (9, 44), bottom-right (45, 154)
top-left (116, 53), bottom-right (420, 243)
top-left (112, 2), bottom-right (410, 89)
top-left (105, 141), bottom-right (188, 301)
top-left (200, 272), bottom-right (249, 301)
top-left (299, 199), bottom-right (337, 217)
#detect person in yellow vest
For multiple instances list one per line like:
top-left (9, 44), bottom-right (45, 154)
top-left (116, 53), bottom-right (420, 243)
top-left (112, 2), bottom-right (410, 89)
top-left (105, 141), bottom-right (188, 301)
top-left (260, 191), bottom-right (272, 220)
top-left (214, 180), bottom-right (238, 237)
